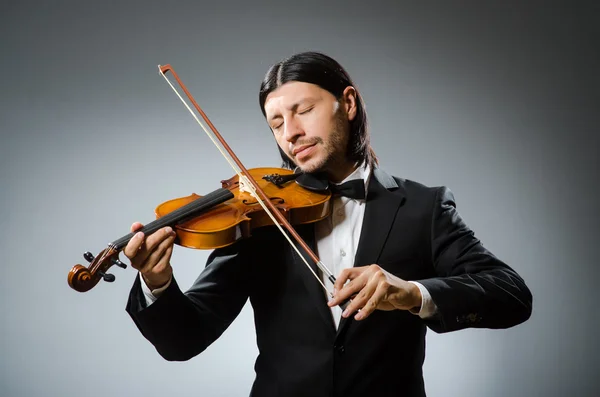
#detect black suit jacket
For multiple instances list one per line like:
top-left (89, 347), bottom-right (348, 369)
top-left (126, 168), bottom-right (532, 397)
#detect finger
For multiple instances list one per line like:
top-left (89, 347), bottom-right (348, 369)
top-left (332, 267), bottom-right (362, 295)
top-left (333, 268), bottom-right (357, 294)
top-left (354, 282), bottom-right (389, 320)
top-left (329, 270), bottom-right (367, 307)
top-left (129, 227), bottom-right (175, 271)
top-left (123, 231), bottom-right (145, 263)
top-left (147, 244), bottom-right (174, 276)
top-left (130, 222), bottom-right (144, 233)
top-left (340, 278), bottom-right (377, 318)
top-left (138, 226), bottom-right (175, 258)
top-left (140, 233), bottom-right (176, 274)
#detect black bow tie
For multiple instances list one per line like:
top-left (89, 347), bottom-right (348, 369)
top-left (329, 179), bottom-right (366, 200)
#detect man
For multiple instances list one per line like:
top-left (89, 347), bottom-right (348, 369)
top-left (124, 51), bottom-right (532, 397)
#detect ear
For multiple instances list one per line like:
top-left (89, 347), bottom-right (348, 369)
top-left (341, 86), bottom-right (357, 121)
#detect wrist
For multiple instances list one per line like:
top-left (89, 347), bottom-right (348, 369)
top-left (409, 282), bottom-right (423, 311)
top-left (142, 273), bottom-right (171, 291)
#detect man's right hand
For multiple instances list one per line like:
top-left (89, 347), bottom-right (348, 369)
top-left (123, 222), bottom-right (176, 290)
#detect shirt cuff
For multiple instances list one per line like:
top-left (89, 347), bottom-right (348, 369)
top-left (408, 281), bottom-right (438, 319)
top-left (139, 273), bottom-right (172, 307)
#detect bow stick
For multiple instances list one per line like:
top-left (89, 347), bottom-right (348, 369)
top-left (158, 65), bottom-right (349, 309)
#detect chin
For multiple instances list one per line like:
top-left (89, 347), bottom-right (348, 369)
top-left (296, 158), bottom-right (326, 174)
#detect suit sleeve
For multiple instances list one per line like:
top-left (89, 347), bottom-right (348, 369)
top-left (125, 238), bottom-right (252, 361)
top-left (416, 186), bottom-right (533, 333)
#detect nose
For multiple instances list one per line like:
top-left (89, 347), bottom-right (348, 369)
top-left (283, 117), bottom-right (304, 143)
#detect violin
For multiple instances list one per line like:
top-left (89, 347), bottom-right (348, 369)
top-left (68, 167), bottom-right (332, 293)
top-left (68, 64), bottom-right (350, 310)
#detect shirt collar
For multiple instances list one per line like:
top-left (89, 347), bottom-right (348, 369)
top-left (337, 161), bottom-right (371, 184)
top-left (334, 161), bottom-right (371, 200)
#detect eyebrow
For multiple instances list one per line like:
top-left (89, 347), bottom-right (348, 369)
top-left (267, 98), bottom-right (316, 122)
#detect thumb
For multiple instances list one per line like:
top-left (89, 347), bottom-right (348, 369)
top-left (130, 222), bottom-right (144, 233)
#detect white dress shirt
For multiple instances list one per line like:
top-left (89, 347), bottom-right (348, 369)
top-left (141, 165), bottom-right (438, 326)
top-left (314, 163), bottom-right (437, 329)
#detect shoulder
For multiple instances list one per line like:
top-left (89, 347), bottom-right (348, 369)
top-left (374, 167), bottom-right (455, 203)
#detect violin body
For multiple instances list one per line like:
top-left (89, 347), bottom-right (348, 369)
top-left (156, 167), bottom-right (332, 249)
top-left (68, 167), bottom-right (332, 293)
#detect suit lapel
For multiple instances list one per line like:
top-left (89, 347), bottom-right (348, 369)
top-left (336, 168), bottom-right (406, 337)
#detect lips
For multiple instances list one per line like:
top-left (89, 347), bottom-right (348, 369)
top-left (292, 143), bottom-right (316, 157)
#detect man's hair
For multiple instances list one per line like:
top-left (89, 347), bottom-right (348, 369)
top-left (259, 51), bottom-right (377, 170)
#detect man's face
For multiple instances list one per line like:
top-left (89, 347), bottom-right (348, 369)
top-left (264, 81), bottom-right (356, 177)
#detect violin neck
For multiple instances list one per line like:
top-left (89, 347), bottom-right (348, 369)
top-left (109, 188), bottom-right (234, 251)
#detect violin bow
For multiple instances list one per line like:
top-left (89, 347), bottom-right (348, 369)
top-left (158, 64), bottom-right (344, 304)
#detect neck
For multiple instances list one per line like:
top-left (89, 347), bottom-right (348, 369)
top-left (325, 160), bottom-right (360, 183)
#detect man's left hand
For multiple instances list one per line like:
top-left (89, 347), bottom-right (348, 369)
top-left (327, 265), bottom-right (422, 320)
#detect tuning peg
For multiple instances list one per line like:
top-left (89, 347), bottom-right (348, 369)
top-left (99, 271), bottom-right (115, 282)
top-left (112, 258), bottom-right (127, 269)
top-left (83, 251), bottom-right (95, 263)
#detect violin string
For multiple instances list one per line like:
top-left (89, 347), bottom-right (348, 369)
top-left (158, 67), bottom-right (332, 297)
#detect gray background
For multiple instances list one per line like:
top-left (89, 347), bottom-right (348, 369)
top-left (1, 1), bottom-right (598, 396)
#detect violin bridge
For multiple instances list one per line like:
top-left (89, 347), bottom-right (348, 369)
top-left (239, 175), bottom-right (258, 195)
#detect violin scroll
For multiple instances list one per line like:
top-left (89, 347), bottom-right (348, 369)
top-left (68, 248), bottom-right (127, 292)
